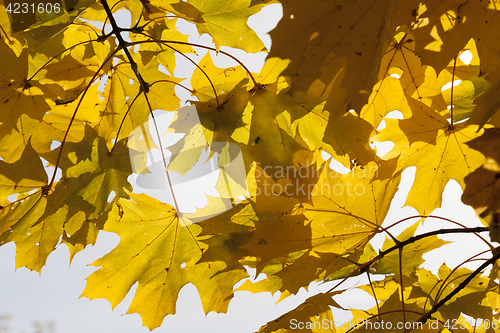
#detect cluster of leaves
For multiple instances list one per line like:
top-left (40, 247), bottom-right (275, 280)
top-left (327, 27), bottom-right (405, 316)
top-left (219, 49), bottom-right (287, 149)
top-left (3, 0), bottom-right (500, 331)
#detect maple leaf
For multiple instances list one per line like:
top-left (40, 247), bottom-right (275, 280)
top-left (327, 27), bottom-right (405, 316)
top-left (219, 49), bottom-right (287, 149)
top-left (373, 99), bottom-right (486, 215)
top-left (468, 67), bottom-right (500, 127)
top-left (415, 264), bottom-right (491, 322)
top-left (39, 127), bottom-right (132, 231)
top-left (167, 63), bottom-right (308, 177)
top-left (190, 52), bottom-right (248, 102)
top-left (96, 57), bottom-right (182, 145)
top-left (352, 277), bottom-right (426, 332)
top-left (411, 0), bottom-right (500, 75)
top-left (0, 192), bottom-right (48, 271)
top-left (375, 221), bottom-right (449, 276)
top-left (323, 112), bottom-right (379, 168)
top-left (3, 0), bottom-right (500, 330)
top-left (462, 128), bottom-right (500, 217)
top-left (5, 0), bottom-right (99, 74)
top-left (0, 125), bottom-right (134, 272)
top-left (129, 16), bottom-right (195, 72)
top-left (269, 0), bottom-right (399, 111)
top-left (240, 161), bottom-right (400, 295)
top-left (0, 140), bottom-right (46, 205)
top-left (0, 38), bottom-right (53, 138)
top-left (169, 0), bottom-right (271, 53)
top-left (442, 75), bottom-right (491, 123)
top-left (163, 53), bottom-right (250, 175)
top-left (0, 141), bottom-right (59, 272)
top-left (0, 82), bottom-right (101, 164)
top-left (39, 49), bottom-right (99, 101)
top-left (82, 191), bottom-right (247, 329)
top-left (303, 160), bottom-right (400, 253)
top-left (238, 164), bottom-right (303, 269)
top-left (256, 291), bottom-right (345, 333)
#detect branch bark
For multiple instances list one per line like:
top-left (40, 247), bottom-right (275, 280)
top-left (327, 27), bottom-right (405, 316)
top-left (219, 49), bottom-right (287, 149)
top-left (100, 0), bottom-right (150, 92)
top-left (416, 247), bottom-right (500, 324)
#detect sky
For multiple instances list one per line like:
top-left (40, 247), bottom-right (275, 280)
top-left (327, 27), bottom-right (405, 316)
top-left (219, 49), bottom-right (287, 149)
top-left (0, 3), bottom-right (493, 333)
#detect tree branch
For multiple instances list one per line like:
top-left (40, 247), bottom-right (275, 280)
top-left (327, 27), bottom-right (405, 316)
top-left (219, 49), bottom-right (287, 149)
top-left (327, 227), bottom-right (489, 293)
top-left (378, 227), bottom-right (489, 260)
top-left (416, 247), bottom-right (500, 324)
top-left (100, 0), bottom-right (150, 92)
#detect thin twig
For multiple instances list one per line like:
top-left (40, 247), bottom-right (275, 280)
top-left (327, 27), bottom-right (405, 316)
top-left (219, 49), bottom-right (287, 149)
top-left (48, 47), bottom-right (120, 187)
top-left (416, 247), bottom-right (500, 324)
top-left (100, 0), bottom-right (150, 92)
top-left (326, 227), bottom-right (489, 293)
top-left (398, 246), bottom-right (406, 325)
top-left (131, 39), bottom-right (259, 87)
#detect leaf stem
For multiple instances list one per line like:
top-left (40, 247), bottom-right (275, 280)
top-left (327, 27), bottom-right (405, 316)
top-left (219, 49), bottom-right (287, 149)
top-left (28, 40), bottom-right (93, 81)
top-left (99, 3), bottom-right (185, 219)
top-left (450, 57), bottom-right (457, 128)
top-left (48, 47), bottom-right (120, 187)
top-left (109, 90), bottom-right (142, 155)
top-left (436, 248), bottom-right (490, 302)
top-left (134, 32), bottom-right (220, 107)
top-left (131, 39), bottom-right (259, 87)
top-left (366, 272), bottom-right (381, 321)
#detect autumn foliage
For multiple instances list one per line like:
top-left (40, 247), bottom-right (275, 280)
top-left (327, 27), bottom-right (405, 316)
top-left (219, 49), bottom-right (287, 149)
top-left (2, 0), bottom-right (500, 331)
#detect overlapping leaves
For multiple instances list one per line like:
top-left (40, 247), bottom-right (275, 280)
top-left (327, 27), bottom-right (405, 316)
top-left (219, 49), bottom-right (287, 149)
top-left (2, 0), bottom-right (500, 332)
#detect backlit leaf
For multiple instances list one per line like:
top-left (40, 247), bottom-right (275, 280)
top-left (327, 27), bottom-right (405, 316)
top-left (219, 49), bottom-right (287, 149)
top-left (82, 191), bottom-right (247, 329)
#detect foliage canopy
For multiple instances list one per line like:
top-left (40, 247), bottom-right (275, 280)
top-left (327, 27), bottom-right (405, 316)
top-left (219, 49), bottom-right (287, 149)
top-left (2, 0), bottom-right (500, 331)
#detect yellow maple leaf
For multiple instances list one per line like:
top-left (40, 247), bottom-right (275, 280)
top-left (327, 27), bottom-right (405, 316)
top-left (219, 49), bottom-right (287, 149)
top-left (374, 98), bottom-right (485, 215)
top-left (0, 38), bottom-right (53, 138)
top-left (168, 0), bottom-right (271, 53)
top-left (82, 191), bottom-right (247, 329)
top-left (269, 0), bottom-right (398, 111)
